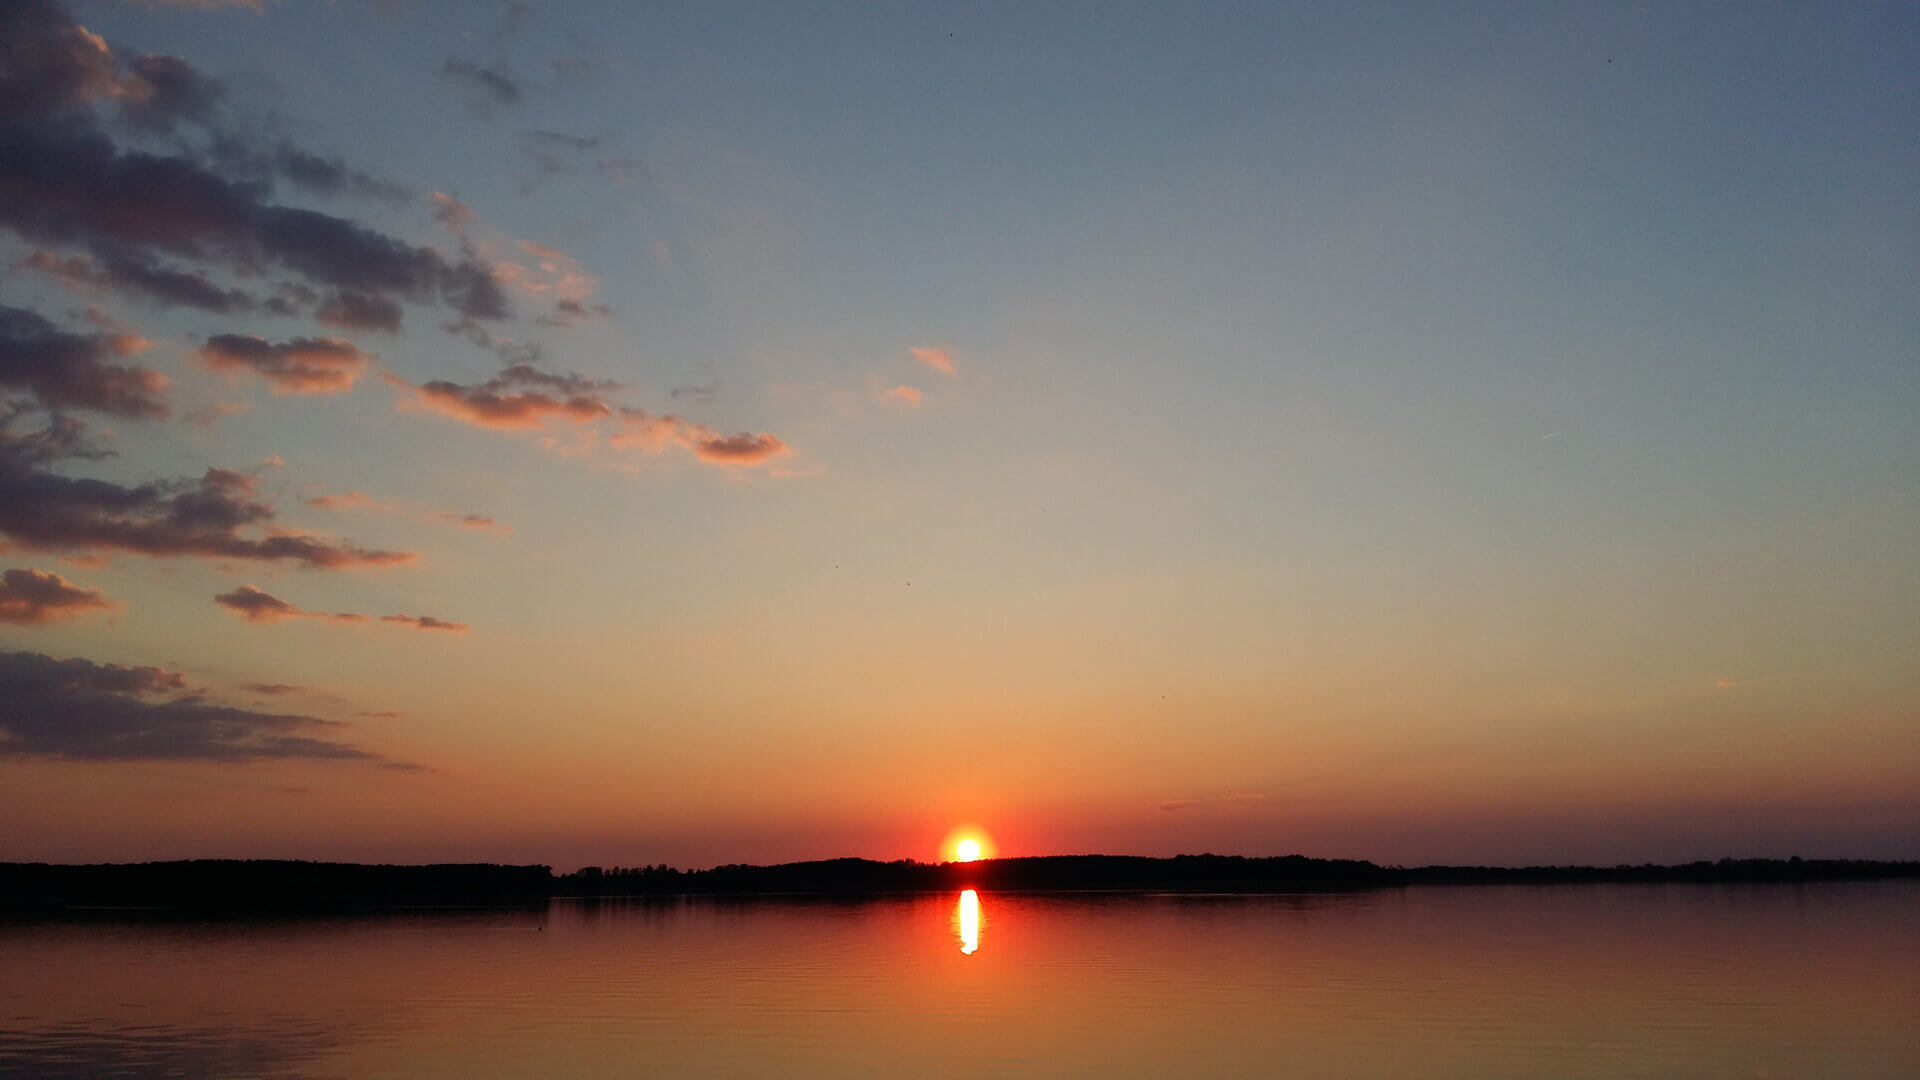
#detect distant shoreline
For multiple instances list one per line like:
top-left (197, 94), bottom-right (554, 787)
top-left (4, 855), bottom-right (1917, 914)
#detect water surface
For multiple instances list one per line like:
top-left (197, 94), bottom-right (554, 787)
top-left (3, 882), bottom-right (1914, 1077)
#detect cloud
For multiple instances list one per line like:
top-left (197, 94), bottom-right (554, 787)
top-left (0, 648), bottom-right (380, 763)
top-left (394, 360), bottom-right (792, 469)
top-left (304, 489), bottom-right (511, 534)
top-left (430, 190), bottom-right (477, 233)
top-left (689, 431), bottom-right (787, 466)
top-left (0, 4), bottom-right (511, 336)
top-left (314, 291), bottom-right (402, 333)
top-left (882, 384), bottom-right (922, 406)
top-left (196, 334), bottom-right (370, 395)
top-left (392, 363), bottom-right (618, 430)
top-left (670, 381), bottom-right (718, 403)
top-left (612, 408), bottom-right (790, 467)
top-left (0, 566), bottom-right (112, 624)
top-left (0, 413), bottom-right (414, 568)
top-left (379, 614), bottom-right (467, 632)
top-left (0, 130), bottom-right (508, 318)
top-left (215, 584), bottom-right (466, 631)
top-left (440, 513), bottom-right (507, 532)
top-left (131, 1), bottom-right (270, 12)
top-left (517, 129), bottom-right (605, 193)
top-left (304, 491), bottom-right (389, 512)
top-left (0, 304), bottom-right (168, 418)
top-left (182, 400), bottom-right (253, 427)
top-left (239, 682), bottom-right (299, 695)
top-left (22, 247), bottom-right (254, 314)
top-left (216, 141), bottom-right (410, 204)
top-left (213, 584), bottom-right (303, 622)
top-left (910, 345), bottom-right (955, 375)
top-left (439, 57), bottom-right (521, 118)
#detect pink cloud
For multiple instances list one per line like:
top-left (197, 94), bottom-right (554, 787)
top-left (305, 490), bottom-right (511, 534)
top-left (882, 384), bottom-right (922, 406)
top-left (909, 345), bottom-right (955, 375)
top-left (612, 409), bottom-right (790, 468)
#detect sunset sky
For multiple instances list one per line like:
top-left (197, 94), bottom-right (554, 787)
top-left (2, 0), bottom-right (1914, 870)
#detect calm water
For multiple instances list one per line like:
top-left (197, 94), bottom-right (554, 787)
top-left (2, 883), bottom-right (1914, 1078)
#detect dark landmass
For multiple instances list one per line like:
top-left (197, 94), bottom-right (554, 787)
top-left (3, 855), bottom-right (1915, 913)
top-left (0, 860), bottom-right (551, 913)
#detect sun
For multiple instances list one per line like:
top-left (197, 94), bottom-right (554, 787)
top-left (939, 826), bottom-right (996, 863)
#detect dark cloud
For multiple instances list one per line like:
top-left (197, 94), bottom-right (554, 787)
top-left (0, 413), bottom-right (414, 568)
top-left (264, 144), bottom-right (410, 203)
top-left (197, 333), bottom-right (370, 394)
top-left (0, 304), bottom-right (168, 418)
top-left (315, 290), bottom-right (403, 333)
top-left (489, 362), bottom-right (621, 396)
top-left (0, 1), bottom-right (123, 122)
top-left (537, 298), bottom-right (614, 326)
top-left (670, 381), bottom-right (718, 403)
top-left (23, 246), bottom-right (255, 314)
top-left (439, 57), bottom-right (521, 118)
top-left (0, 649), bottom-right (377, 762)
top-left (0, 127), bottom-right (509, 319)
top-left (522, 129), bottom-right (600, 153)
top-left (0, 5), bottom-right (509, 337)
top-left (213, 583), bottom-right (300, 622)
top-left (117, 51), bottom-right (223, 133)
top-left (240, 682), bottom-right (300, 695)
top-left (0, 566), bottom-right (112, 624)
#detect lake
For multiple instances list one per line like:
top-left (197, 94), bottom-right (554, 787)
top-left (3, 882), bottom-right (1914, 1078)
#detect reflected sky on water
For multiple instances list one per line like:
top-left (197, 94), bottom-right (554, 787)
top-left (3, 883), bottom-right (1917, 1078)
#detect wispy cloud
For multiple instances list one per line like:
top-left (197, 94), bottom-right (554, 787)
top-left (439, 57), bottom-right (521, 118)
top-left (0, 649), bottom-right (386, 764)
top-left (909, 345), bottom-right (955, 376)
top-left (304, 489), bottom-right (511, 534)
top-left (215, 584), bottom-right (466, 631)
top-left (881, 384), bottom-right (922, 406)
top-left (0, 414), bottom-right (413, 569)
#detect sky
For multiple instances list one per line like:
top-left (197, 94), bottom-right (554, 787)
top-left (1, 0), bottom-right (1914, 871)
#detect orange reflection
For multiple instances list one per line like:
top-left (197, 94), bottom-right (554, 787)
top-left (954, 889), bottom-right (980, 955)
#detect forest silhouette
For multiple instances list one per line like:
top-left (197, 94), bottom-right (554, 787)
top-left (3, 854), bottom-right (1915, 914)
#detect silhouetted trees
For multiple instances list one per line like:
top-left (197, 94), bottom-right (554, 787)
top-left (3, 855), bottom-right (1913, 912)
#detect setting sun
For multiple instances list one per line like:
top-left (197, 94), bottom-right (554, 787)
top-left (940, 826), bottom-right (997, 863)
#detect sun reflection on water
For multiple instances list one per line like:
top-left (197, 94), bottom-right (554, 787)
top-left (955, 889), bottom-right (980, 955)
